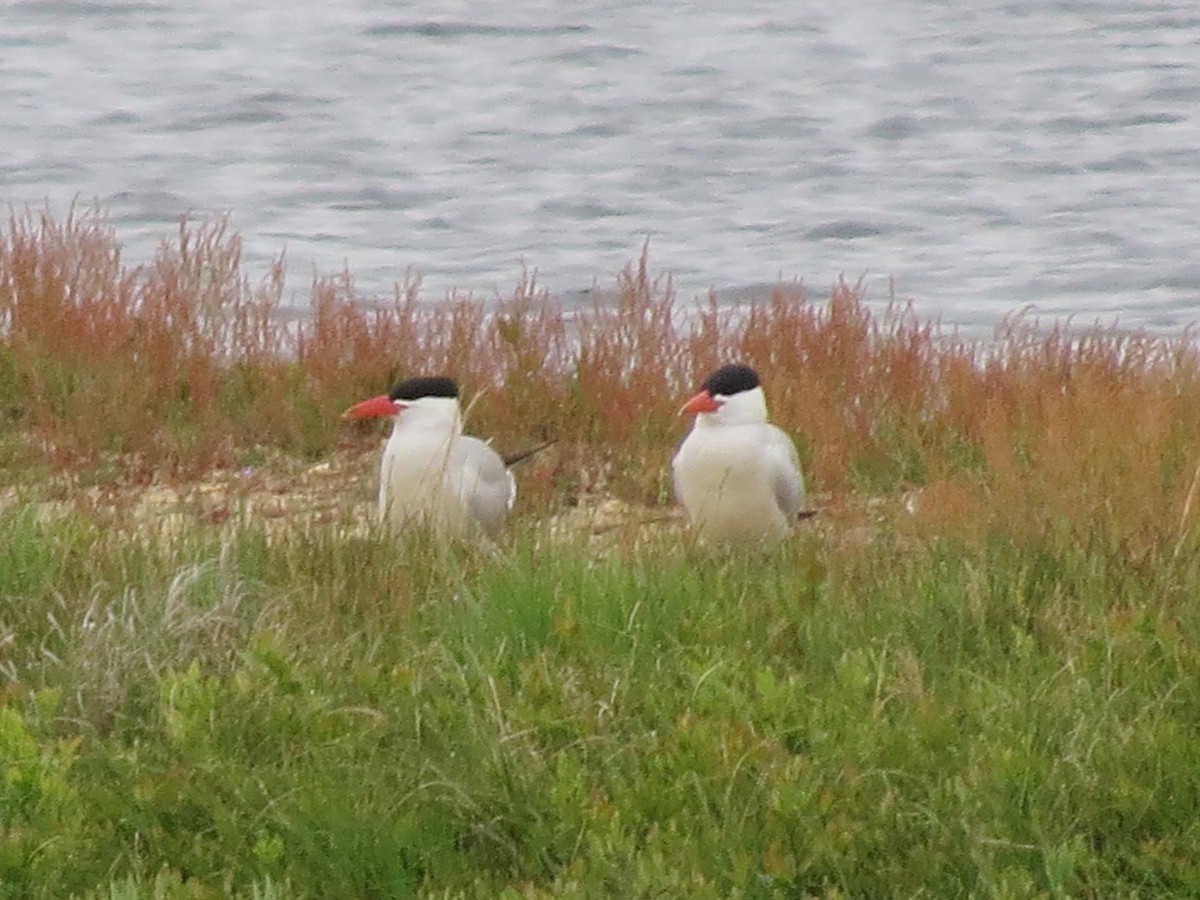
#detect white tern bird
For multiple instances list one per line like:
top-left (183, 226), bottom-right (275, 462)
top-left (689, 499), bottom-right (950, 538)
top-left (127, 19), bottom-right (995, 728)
top-left (672, 363), bottom-right (810, 545)
top-left (343, 376), bottom-right (519, 538)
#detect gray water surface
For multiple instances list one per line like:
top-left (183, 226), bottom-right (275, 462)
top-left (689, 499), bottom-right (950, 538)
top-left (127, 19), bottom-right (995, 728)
top-left (3, 0), bottom-right (1199, 330)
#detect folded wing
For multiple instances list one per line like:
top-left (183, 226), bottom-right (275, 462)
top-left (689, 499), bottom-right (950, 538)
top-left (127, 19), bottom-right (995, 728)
top-left (765, 425), bottom-right (807, 522)
top-left (452, 436), bottom-right (516, 537)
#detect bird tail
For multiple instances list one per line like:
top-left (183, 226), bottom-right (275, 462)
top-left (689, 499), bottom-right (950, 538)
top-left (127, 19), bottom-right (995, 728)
top-left (503, 440), bottom-right (556, 467)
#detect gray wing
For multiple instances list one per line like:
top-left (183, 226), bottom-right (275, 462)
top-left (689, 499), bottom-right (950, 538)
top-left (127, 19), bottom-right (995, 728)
top-left (453, 436), bottom-right (516, 537)
top-left (764, 425), bottom-right (807, 521)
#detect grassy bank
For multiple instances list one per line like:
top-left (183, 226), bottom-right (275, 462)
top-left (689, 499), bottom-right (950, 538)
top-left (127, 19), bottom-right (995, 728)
top-left (3, 507), bottom-right (1200, 898)
top-left (3, 207), bottom-right (1200, 896)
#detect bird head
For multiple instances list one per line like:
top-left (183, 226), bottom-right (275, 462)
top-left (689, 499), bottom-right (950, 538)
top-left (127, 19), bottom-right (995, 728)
top-left (343, 376), bottom-right (462, 431)
top-left (681, 363), bottom-right (768, 425)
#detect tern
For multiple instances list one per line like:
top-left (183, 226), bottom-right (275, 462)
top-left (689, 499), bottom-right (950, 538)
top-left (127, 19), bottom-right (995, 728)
top-left (672, 363), bottom-right (810, 546)
top-left (343, 376), bottom-right (519, 538)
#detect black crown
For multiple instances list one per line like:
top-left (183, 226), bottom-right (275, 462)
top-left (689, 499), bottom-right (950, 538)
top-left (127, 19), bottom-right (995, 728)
top-left (701, 363), bottom-right (760, 397)
top-left (389, 376), bottom-right (460, 402)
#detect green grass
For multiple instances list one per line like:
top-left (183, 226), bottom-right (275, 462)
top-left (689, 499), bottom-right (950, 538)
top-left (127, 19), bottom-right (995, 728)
top-left (2, 506), bottom-right (1199, 898)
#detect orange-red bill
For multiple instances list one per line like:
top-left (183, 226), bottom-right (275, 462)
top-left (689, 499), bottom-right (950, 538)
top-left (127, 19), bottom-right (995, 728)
top-left (681, 391), bottom-right (721, 415)
top-left (342, 394), bottom-right (403, 420)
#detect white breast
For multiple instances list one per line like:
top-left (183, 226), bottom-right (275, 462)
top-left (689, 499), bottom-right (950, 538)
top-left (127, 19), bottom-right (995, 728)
top-left (672, 422), bottom-right (804, 546)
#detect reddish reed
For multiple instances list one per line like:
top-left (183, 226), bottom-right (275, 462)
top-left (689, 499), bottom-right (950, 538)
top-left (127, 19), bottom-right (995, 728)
top-left (3, 207), bottom-right (1200, 555)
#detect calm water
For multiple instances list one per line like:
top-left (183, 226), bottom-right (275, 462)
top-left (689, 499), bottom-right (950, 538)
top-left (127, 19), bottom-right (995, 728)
top-left (3, 0), bottom-right (1200, 330)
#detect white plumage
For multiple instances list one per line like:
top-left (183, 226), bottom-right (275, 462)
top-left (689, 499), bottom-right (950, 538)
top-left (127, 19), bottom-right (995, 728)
top-left (344, 378), bottom-right (514, 538)
top-left (672, 364), bottom-right (808, 546)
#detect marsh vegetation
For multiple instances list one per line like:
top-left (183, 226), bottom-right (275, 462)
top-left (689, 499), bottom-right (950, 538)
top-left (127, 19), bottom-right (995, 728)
top-left (2, 207), bottom-right (1200, 897)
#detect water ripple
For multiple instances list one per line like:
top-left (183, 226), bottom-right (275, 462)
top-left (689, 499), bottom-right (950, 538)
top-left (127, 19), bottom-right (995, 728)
top-left (2, 0), bottom-right (1199, 331)
top-left (364, 21), bottom-right (591, 39)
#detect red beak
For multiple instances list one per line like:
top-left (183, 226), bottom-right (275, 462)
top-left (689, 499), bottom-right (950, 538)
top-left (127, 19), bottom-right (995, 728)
top-left (681, 390), bottom-right (722, 415)
top-left (342, 394), bottom-right (404, 421)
